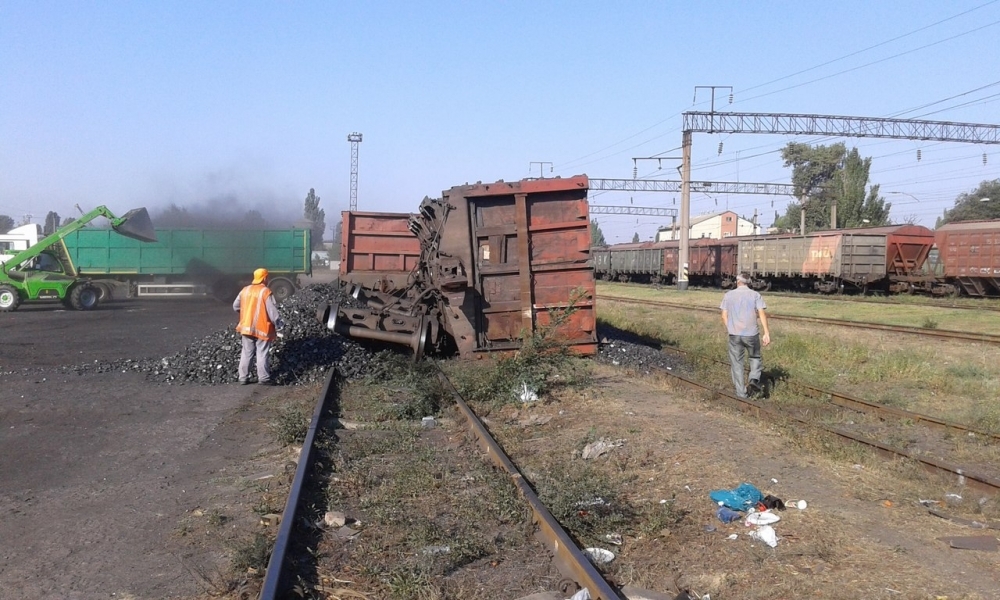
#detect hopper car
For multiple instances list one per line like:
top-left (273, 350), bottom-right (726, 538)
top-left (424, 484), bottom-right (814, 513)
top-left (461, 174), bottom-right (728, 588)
top-left (593, 222), bottom-right (1000, 296)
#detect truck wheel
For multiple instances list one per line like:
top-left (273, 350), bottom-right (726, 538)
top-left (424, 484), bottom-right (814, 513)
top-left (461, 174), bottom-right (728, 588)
top-left (70, 285), bottom-right (100, 311)
top-left (93, 282), bottom-right (113, 302)
top-left (0, 284), bottom-right (20, 312)
top-left (268, 279), bottom-right (295, 302)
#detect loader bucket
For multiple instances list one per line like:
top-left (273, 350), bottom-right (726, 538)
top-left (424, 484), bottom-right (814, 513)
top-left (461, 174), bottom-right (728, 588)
top-left (113, 208), bottom-right (158, 243)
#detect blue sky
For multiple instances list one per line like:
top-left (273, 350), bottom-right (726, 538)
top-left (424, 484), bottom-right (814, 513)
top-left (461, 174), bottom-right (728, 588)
top-left (2, 1), bottom-right (999, 243)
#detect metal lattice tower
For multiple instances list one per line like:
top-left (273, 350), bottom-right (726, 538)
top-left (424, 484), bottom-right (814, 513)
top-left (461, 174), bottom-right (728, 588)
top-left (347, 132), bottom-right (363, 211)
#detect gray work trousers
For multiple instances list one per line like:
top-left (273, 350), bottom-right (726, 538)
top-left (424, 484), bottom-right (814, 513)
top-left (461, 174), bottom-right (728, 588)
top-left (238, 335), bottom-right (273, 383)
top-left (728, 334), bottom-right (762, 398)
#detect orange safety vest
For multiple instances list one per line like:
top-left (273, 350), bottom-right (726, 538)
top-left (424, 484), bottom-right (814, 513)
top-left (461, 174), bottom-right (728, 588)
top-left (236, 284), bottom-right (276, 340)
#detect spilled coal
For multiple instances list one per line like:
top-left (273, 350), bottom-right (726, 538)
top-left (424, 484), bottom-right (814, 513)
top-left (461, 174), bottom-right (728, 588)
top-left (58, 283), bottom-right (394, 385)
top-left (48, 284), bottom-right (689, 386)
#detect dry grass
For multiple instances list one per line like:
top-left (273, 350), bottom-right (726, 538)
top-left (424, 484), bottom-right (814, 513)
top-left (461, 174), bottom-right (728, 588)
top-left (598, 295), bottom-right (1000, 434)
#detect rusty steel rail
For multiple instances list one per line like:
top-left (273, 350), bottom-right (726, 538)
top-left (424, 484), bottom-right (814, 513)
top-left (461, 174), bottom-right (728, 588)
top-left (259, 368), bottom-right (339, 600)
top-left (645, 363), bottom-right (1000, 494)
top-left (436, 369), bottom-right (622, 600)
top-left (764, 291), bottom-right (1000, 313)
top-left (660, 345), bottom-right (1000, 442)
top-left (601, 295), bottom-right (1000, 345)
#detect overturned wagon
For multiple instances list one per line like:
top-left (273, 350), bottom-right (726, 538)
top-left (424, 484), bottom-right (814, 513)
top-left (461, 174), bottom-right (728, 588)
top-left (322, 176), bottom-right (598, 358)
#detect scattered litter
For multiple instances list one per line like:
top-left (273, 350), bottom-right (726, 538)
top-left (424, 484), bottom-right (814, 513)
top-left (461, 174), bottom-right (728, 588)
top-left (787, 499), bottom-right (807, 510)
top-left (945, 493), bottom-right (963, 506)
top-left (760, 494), bottom-right (786, 511)
top-left (936, 535), bottom-right (999, 552)
top-left (852, 464), bottom-right (863, 470)
top-left (882, 500), bottom-right (894, 508)
top-left (749, 525), bottom-right (778, 548)
top-left (703, 524), bottom-right (717, 533)
top-left (770, 478), bottom-right (778, 484)
top-left (421, 416), bottom-right (436, 429)
top-left (745, 511), bottom-right (781, 526)
top-left (716, 506), bottom-right (741, 524)
top-left (709, 482), bottom-right (763, 511)
top-left (919, 499), bottom-right (941, 507)
top-left (582, 547), bottom-right (615, 564)
top-left (727, 534), bottom-right (738, 540)
top-left (421, 545), bottom-right (451, 555)
top-left (568, 589), bottom-right (591, 600)
top-left (575, 497), bottom-right (607, 508)
top-left (260, 513), bottom-right (281, 527)
top-left (333, 525), bottom-right (360, 540)
top-left (324, 511), bottom-right (346, 528)
top-left (581, 438), bottom-right (625, 460)
top-left (519, 382), bottom-right (539, 403)
top-left (604, 532), bottom-right (622, 545)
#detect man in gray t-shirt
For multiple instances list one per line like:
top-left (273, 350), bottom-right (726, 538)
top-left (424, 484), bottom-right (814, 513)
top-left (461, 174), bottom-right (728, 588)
top-left (719, 273), bottom-right (771, 398)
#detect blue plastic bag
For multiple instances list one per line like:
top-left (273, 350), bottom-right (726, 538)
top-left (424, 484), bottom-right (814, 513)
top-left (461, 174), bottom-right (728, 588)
top-left (709, 482), bottom-right (763, 511)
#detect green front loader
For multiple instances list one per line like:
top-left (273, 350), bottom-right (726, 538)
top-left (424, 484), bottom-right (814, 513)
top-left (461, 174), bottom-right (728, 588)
top-left (0, 206), bottom-right (157, 312)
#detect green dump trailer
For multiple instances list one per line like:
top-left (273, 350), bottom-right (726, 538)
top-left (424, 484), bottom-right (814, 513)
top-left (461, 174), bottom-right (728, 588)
top-left (62, 228), bottom-right (312, 302)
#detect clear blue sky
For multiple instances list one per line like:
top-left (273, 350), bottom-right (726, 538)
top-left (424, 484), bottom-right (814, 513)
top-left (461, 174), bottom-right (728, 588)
top-left (3, 1), bottom-right (999, 243)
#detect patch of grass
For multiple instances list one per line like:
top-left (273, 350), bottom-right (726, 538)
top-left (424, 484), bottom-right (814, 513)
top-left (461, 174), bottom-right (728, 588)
top-left (385, 567), bottom-right (433, 599)
top-left (921, 317), bottom-right (939, 329)
top-left (270, 405), bottom-right (309, 446)
top-left (229, 533), bottom-right (272, 573)
top-left (363, 355), bottom-right (449, 420)
top-left (534, 461), bottom-right (636, 546)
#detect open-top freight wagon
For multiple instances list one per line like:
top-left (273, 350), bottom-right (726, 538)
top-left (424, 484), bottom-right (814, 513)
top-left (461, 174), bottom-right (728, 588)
top-left (934, 220), bottom-right (1000, 296)
top-left (63, 228), bottom-right (312, 302)
top-left (592, 237), bottom-right (740, 287)
top-left (324, 176), bottom-right (598, 359)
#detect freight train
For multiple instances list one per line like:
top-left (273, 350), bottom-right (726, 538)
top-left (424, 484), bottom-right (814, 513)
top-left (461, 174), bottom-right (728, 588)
top-left (593, 220), bottom-right (1000, 297)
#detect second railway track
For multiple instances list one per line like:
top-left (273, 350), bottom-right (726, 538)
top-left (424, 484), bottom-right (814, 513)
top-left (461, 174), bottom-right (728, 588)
top-left (601, 294), bottom-right (1000, 345)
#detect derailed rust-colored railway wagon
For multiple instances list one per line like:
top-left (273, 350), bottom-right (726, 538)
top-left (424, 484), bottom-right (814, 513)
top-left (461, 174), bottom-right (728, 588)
top-left (456, 176), bottom-right (597, 355)
top-left (339, 211), bottom-right (421, 291)
top-left (331, 176), bottom-right (597, 358)
top-left (935, 220), bottom-right (1000, 297)
top-left (737, 225), bottom-right (935, 293)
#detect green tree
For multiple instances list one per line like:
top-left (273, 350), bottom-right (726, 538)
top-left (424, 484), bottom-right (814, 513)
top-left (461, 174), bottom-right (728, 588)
top-left (43, 211), bottom-right (61, 235)
top-left (590, 218), bottom-right (606, 246)
top-left (0, 214), bottom-right (14, 233)
top-left (303, 188), bottom-right (325, 250)
top-left (834, 149), bottom-right (891, 228)
top-left (775, 142), bottom-right (890, 232)
top-left (631, 232), bottom-right (640, 243)
top-left (937, 179), bottom-right (1000, 225)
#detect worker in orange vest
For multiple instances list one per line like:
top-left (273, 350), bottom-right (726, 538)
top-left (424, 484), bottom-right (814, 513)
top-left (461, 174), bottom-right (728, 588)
top-left (233, 268), bottom-right (285, 385)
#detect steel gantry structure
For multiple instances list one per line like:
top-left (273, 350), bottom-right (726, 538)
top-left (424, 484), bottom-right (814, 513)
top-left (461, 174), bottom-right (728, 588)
top-left (675, 110), bottom-right (1000, 290)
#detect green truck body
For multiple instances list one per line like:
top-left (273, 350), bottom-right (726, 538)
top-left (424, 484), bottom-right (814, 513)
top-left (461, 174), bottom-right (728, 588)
top-left (62, 228), bottom-right (312, 301)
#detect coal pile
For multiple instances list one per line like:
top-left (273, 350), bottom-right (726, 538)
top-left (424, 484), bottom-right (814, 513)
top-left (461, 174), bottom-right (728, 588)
top-left (595, 323), bottom-right (689, 374)
top-left (60, 283), bottom-right (397, 385)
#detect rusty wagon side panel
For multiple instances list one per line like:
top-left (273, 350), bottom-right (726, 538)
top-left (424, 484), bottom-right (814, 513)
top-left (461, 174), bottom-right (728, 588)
top-left (340, 211), bottom-right (421, 290)
top-left (935, 220), bottom-right (1000, 296)
top-left (447, 176), bottom-right (597, 356)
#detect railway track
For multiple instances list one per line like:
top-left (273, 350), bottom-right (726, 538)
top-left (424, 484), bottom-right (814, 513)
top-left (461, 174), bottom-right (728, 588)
top-left (765, 291), bottom-right (1000, 313)
top-left (601, 294), bottom-right (1000, 346)
top-left (637, 358), bottom-right (1000, 495)
top-left (259, 367), bottom-right (625, 600)
top-left (659, 344), bottom-right (1000, 443)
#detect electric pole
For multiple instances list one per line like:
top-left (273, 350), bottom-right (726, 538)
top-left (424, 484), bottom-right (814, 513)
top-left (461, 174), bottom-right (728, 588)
top-left (529, 162), bottom-right (553, 178)
top-left (348, 132), bottom-right (363, 211)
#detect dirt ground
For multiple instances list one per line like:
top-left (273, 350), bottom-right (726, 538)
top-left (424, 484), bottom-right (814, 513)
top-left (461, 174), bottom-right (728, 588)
top-left (2, 279), bottom-right (999, 599)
